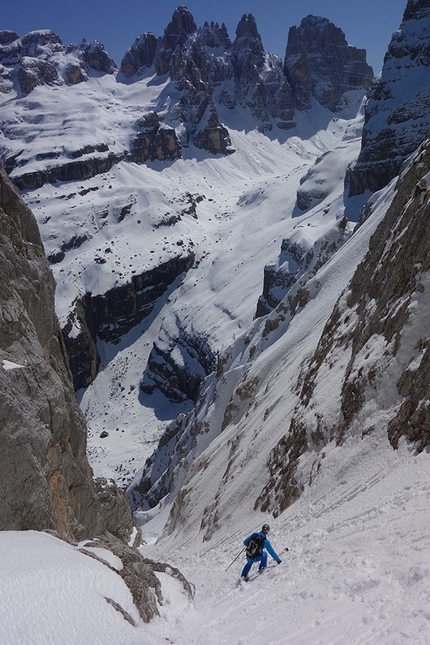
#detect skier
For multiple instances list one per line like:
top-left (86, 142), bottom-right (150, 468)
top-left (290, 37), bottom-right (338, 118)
top-left (241, 523), bottom-right (282, 581)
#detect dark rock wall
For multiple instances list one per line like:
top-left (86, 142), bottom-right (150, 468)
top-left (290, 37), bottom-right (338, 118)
top-left (63, 252), bottom-right (195, 389)
top-left (347, 0), bottom-right (430, 195)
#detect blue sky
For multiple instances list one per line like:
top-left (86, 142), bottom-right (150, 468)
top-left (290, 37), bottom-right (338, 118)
top-left (2, 0), bottom-right (407, 73)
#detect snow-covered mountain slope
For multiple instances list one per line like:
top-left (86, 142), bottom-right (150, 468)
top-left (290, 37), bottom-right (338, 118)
top-left (0, 54), bottom-right (368, 485)
top-left (0, 9), bottom-right (376, 490)
top-left (136, 130), bottom-right (430, 551)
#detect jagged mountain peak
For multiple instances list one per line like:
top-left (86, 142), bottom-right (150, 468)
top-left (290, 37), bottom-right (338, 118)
top-left (200, 20), bottom-right (232, 49)
top-left (285, 14), bottom-right (373, 112)
top-left (235, 13), bottom-right (262, 41)
top-left (290, 14), bottom-right (347, 43)
top-left (163, 5), bottom-right (197, 46)
top-left (0, 29), bottom-right (19, 45)
top-left (403, 0), bottom-right (430, 20)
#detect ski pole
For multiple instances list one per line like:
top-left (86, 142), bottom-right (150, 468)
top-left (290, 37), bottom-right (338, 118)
top-left (225, 547), bottom-right (246, 571)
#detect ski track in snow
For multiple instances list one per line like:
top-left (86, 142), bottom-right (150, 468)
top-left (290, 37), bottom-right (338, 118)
top-left (2, 437), bottom-right (429, 645)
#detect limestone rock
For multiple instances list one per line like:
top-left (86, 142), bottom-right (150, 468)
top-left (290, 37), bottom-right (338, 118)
top-left (192, 100), bottom-right (232, 154)
top-left (120, 31), bottom-right (158, 77)
top-left (89, 252), bottom-right (195, 343)
top-left (64, 61), bottom-right (87, 84)
top-left (154, 5), bottom-right (197, 76)
top-left (80, 534), bottom-right (194, 623)
top-left (61, 294), bottom-right (100, 391)
top-left (0, 63), bottom-right (13, 93)
top-left (141, 329), bottom-right (217, 404)
top-left (256, 133), bottom-right (430, 516)
top-left (62, 252), bottom-right (195, 389)
top-left (79, 39), bottom-right (117, 73)
top-left (12, 153), bottom-right (123, 191)
top-left (130, 112), bottom-right (182, 162)
top-left (94, 478), bottom-right (133, 543)
top-left (0, 30), bottom-right (19, 46)
top-left (20, 30), bottom-right (65, 58)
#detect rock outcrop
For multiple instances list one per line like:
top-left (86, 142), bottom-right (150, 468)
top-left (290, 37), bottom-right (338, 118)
top-left (347, 0), bottom-right (430, 195)
top-left (79, 533), bottom-right (194, 623)
top-left (12, 152), bottom-right (124, 191)
top-left (284, 15), bottom-right (374, 113)
top-left (120, 8), bottom-right (371, 155)
top-left (63, 252), bottom-right (195, 389)
top-left (129, 112), bottom-right (182, 163)
top-left (0, 11), bottom-right (373, 170)
top-left (0, 29), bottom-right (116, 96)
top-left (141, 328), bottom-right (217, 404)
top-left (0, 163), bottom-right (193, 624)
top-left (256, 217), bottom-right (350, 317)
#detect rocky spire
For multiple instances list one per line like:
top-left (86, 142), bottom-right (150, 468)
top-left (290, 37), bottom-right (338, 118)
top-left (120, 31), bottom-right (158, 77)
top-left (155, 5), bottom-right (197, 75)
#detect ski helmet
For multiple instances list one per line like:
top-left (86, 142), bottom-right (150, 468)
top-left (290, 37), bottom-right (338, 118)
top-left (262, 523), bottom-right (270, 534)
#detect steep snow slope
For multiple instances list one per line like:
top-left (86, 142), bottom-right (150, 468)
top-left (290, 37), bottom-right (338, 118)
top-left (131, 171), bottom-right (394, 539)
top-left (2, 434), bottom-right (429, 645)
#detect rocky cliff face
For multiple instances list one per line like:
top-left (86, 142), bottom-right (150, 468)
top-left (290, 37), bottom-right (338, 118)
top-left (284, 15), bottom-right (373, 113)
top-left (141, 326), bottom-right (217, 404)
top-left (0, 29), bottom-right (116, 94)
top-left (256, 134), bottom-right (430, 516)
top-left (347, 0), bottom-right (430, 196)
top-left (255, 217), bottom-right (350, 317)
top-left (0, 164), bottom-right (105, 539)
top-left (62, 251), bottom-right (195, 390)
top-left (121, 7), bottom-right (371, 142)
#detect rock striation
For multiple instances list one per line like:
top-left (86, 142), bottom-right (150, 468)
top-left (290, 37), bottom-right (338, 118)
top-left (63, 252), bottom-right (195, 390)
top-left (0, 163), bottom-right (105, 539)
top-left (141, 328), bottom-right (217, 404)
top-left (0, 30), bottom-right (116, 94)
top-left (347, 0), bottom-right (430, 196)
top-left (255, 218), bottom-right (350, 317)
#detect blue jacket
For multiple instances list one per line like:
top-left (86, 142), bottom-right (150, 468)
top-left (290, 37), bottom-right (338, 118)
top-left (244, 531), bottom-right (281, 563)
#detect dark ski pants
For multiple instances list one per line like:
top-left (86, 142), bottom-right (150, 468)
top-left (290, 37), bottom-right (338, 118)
top-left (241, 551), bottom-right (267, 578)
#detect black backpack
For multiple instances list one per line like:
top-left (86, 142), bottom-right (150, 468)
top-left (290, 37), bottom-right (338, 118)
top-left (246, 533), bottom-right (265, 559)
